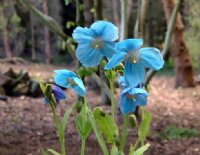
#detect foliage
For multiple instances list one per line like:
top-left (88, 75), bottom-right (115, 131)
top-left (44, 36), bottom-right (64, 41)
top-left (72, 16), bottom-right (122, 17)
top-left (157, 58), bottom-right (175, 76)
top-left (162, 125), bottom-right (199, 139)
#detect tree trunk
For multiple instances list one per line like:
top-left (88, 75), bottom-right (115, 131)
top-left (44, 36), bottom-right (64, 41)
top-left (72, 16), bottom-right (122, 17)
top-left (43, 0), bottom-right (52, 64)
top-left (112, 0), bottom-right (120, 27)
top-left (162, 0), bottom-right (195, 88)
top-left (0, 4), bottom-right (12, 59)
top-left (94, 0), bottom-right (103, 20)
top-left (83, 0), bottom-right (94, 26)
top-left (30, 12), bottom-right (36, 61)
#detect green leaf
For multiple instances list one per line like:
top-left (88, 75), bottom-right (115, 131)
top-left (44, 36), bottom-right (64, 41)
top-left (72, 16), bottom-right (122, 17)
top-left (41, 149), bottom-right (49, 155)
top-left (66, 21), bottom-right (75, 29)
top-left (36, 76), bottom-right (46, 95)
top-left (77, 67), bottom-right (97, 78)
top-left (75, 103), bottom-right (92, 140)
top-left (130, 143), bottom-right (150, 155)
top-left (87, 108), bottom-right (109, 155)
top-left (60, 103), bottom-right (76, 135)
top-left (138, 112), bottom-right (152, 142)
top-left (93, 108), bottom-right (119, 143)
top-left (47, 149), bottom-right (61, 155)
top-left (111, 144), bottom-right (118, 155)
top-left (111, 144), bottom-right (124, 155)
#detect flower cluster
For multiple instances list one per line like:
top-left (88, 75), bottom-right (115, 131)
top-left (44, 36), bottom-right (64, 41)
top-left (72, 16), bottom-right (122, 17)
top-left (72, 21), bottom-right (164, 115)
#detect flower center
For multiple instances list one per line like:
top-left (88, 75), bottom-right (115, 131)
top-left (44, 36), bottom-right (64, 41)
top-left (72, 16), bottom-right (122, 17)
top-left (128, 50), bottom-right (140, 64)
top-left (126, 93), bottom-right (136, 100)
top-left (67, 78), bottom-right (77, 87)
top-left (91, 38), bottom-right (104, 49)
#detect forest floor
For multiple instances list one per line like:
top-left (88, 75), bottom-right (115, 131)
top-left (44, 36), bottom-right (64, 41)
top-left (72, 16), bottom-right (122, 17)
top-left (0, 62), bottom-right (200, 155)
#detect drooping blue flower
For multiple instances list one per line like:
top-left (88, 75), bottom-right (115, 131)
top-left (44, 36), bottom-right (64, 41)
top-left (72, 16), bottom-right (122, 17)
top-left (44, 84), bottom-right (66, 104)
top-left (118, 76), bottom-right (148, 115)
top-left (54, 70), bottom-right (86, 97)
top-left (105, 39), bottom-right (164, 87)
top-left (120, 87), bottom-right (149, 115)
top-left (72, 21), bottom-right (118, 67)
top-left (118, 76), bottom-right (144, 89)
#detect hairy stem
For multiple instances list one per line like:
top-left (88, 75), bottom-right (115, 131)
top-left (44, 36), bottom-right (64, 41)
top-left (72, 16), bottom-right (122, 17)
top-left (119, 114), bottom-right (129, 152)
top-left (81, 139), bottom-right (86, 155)
top-left (50, 103), bottom-right (66, 155)
top-left (109, 79), bottom-right (115, 119)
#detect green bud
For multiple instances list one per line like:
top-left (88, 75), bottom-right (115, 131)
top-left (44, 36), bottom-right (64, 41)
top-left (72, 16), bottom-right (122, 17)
top-left (105, 70), bottom-right (116, 80)
top-left (129, 114), bottom-right (137, 128)
top-left (45, 84), bottom-right (52, 97)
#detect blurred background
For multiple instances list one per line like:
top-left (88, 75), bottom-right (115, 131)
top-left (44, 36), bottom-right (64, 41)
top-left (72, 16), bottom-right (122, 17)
top-left (0, 0), bottom-right (200, 155)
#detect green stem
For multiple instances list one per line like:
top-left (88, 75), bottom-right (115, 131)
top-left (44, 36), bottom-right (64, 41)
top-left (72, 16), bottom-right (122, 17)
top-left (120, 114), bottom-right (129, 152)
top-left (81, 139), bottom-right (86, 155)
top-left (50, 103), bottom-right (66, 155)
top-left (109, 79), bottom-right (115, 119)
top-left (84, 97), bottom-right (109, 155)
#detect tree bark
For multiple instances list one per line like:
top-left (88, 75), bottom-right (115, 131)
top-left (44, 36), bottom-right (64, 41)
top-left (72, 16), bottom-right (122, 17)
top-left (0, 3), bottom-right (12, 59)
top-left (162, 0), bottom-right (195, 87)
top-left (43, 0), bottom-right (52, 64)
top-left (83, 0), bottom-right (94, 26)
top-left (94, 0), bottom-right (103, 20)
top-left (30, 12), bottom-right (36, 61)
top-left (112, 0), bottom-right (120, 27)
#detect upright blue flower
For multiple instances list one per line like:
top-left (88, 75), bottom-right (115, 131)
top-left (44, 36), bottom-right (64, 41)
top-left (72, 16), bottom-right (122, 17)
top-left (54, 70), bottom-right (86, 97)
top-left (72, 21), bottom-right (118, 67)
top-left (118, 76), bottom-right (149, 115)
top-left (105, 39), bottom-right (164, 87)
top-left (45, 84), bottom-right (66, 104)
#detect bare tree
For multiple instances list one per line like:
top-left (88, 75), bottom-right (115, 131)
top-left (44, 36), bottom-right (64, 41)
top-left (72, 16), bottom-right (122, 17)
top-left (43, 0), bottom-right (52, 64)
top-left (162, 0), bottom-right (195, 87)
top-left (83, 0), bottom-right (94, 26)
top-left (0, 1), bottom-right (12, 59)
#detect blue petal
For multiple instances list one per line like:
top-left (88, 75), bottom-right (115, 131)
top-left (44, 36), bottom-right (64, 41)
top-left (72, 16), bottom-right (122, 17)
top-left (100, 41), bottom-right (117, 58)
top-left (54, 70), bottom-right (76, 88)
top-left (140, 47), bottom-right (164, 70)
top-left (118, 76), bottom-right (126, 88)
top-left (52, 85), bottom-right (66, 100)
top-left (54, 70), bottom-right (76, 77)
top-left (116, 39), bottom-right (143, 53)
top-left (120, 93), bottom-right (137, 115)
top-left (128, 88), bottom-right (148, 95)
top-left (104, 52), bottom-right (127, 70)
top-left (72, 27), bottom-right (95, 43)
top-left (135, 94), bottom-right (148, 106)
top-left (72, 77), bottom-right (86, 96)
top-left (44, 98), bottom-right (49, 104)
top-left (90, 21), bottom-right (118, 41)
top-left (76, 44), bottom-right (103, 67)
top-left (124, 62), bottom-right (145, 87)
top-left (128, 88), bottom-right (148, 106)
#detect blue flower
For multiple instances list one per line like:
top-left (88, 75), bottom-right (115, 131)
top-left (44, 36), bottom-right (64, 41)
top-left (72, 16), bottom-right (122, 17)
top-left (54, 70), bottom-right (86, 97)
top-left (118, 76), bottom-right (144, 89)
top-left (120, 87), bottom-right (149, 115)
top-left (105, 39), bottom-right (164, 87)
top-left (72, 21), bottom-right (118, 67)
top-left (45, 84), bottom-right (66, 104)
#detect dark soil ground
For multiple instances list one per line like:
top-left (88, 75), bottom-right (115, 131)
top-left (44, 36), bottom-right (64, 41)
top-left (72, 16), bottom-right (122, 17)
top-left (0, 63), bottom-right (200, 155)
